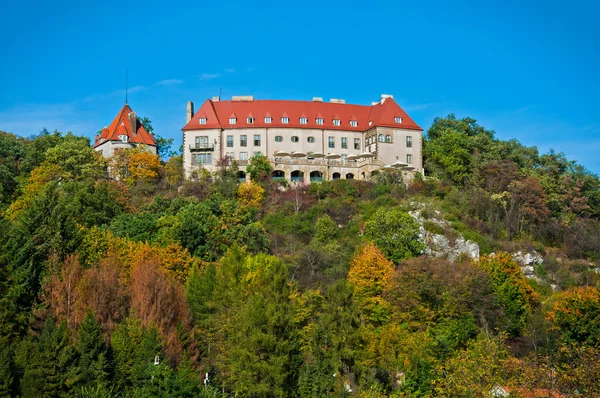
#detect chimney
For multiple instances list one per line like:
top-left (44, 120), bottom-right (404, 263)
top-left (232, 95), bottom-right (254, 102)
top-left (312, 97), bottom-right (323, 102)
top-left (380, 94), bottom-right (393, 104)
top-left (128, 111), bottom-right (137, 136)
top-left (330, 98), bottom-right (345, 104)
top-left (187, 101), bottom-right (194, 123)
top-left (371, 101), bottom-right (379, 106)
top-left (212, 96), bottom-right (220, 102)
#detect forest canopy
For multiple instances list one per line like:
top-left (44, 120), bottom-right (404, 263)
top-left (1, 116), bottom-right (600, 397)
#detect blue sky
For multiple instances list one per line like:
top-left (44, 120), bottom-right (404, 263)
top-left (1, 0), bottom-right (598, 172)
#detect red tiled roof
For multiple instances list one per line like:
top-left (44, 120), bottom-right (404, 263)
top-left (94, 104), bottom-right (157, 148)
top-left (182, 97), bottom-right (422, 132)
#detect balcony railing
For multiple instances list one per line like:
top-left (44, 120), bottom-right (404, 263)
top-left (233, 157), bottom-right (382, 168)
top-left (189, 144), bottom-right (215, 152)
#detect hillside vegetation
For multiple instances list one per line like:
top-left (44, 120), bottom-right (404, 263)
top-left (1, 115), bottom-right (600, 397)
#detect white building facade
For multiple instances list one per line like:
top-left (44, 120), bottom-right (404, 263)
top-left (182, 95), bottom-right (422, 182)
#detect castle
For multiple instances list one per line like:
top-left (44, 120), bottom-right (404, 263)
top-left (181, 94), bottom-right (422, 182)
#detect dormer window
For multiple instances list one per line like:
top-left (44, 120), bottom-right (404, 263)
top-left (100, 138), bottom-right (105, 143)
top-left (229, 117), bottom-right (237, 124)
top-left (350, 120), bottom-right (358, 127)
top-left (118, 135), bottom-right (128, 143)
top-left (300, 117), bottom-right (307, 124)
top-left (247, 117), bottom-right (255, 124)
top-left (395, 117), bottom-right (402, 124)
top-left (199, 118), bottom-right (207, 125)
top-left (316, 118), bottom-right (324, 125)
top-left (265, 117), bottom-right (272, 124)
top-left (282, 117), bottom-right (289, 124)
top-left (333, 119), bottom-right (341, 126)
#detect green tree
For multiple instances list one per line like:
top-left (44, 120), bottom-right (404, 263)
top-left (246, 154), bottom-right (272, 183)
top-left (15, 318), bottom-right (78, 397)
top-left (0, 340), bottom-right (13, 397)
top-left (364, 207), bottom-right (425, 263)
top-left (314, 214), bottom-right (338, 243)
top-left (76, 310), bottom-right (111, 388)
top-left (140, 116), bottom-right (175, 160)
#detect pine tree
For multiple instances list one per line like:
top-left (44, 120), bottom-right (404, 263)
top-left (76, 310), bottom-right (110, 388)
top-left (0, 340), bottom-right (13, 397)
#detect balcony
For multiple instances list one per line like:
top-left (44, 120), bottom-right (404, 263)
top-left (189, 144), bottom-right (215, 152)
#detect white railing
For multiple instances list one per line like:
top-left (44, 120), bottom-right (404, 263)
top-left (233, 157), bottom-right (382, 168)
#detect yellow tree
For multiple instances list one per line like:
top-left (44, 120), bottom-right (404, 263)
top-left (348, 243), bottom-right (394, 325)
top-left (237, 181), bottom-right (265, 209)
top-left (126, 146), bottom-right (161, 185)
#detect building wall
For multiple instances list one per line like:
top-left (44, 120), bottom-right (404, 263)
top-left (183, 125), bottom-right (423, 180)
top-left (94, 141), bottom-right (157, 158)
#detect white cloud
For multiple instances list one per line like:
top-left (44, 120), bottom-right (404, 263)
top-left (199, 73), bottom-right (221, 81)
top-left (224, 68), bottom-right (236, 73)
top-left (155, 79), bottom-right (184, 86)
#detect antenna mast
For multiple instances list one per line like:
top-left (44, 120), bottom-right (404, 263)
top-left (125, 69), bottom-right (128, 104)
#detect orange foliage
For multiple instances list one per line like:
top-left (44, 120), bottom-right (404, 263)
top-left (546, 286), bottom-right (600, 345)
top-left (43, 254), bottom-right (83, 329)
top-left (130, 252), bottom-right (193, 359)
top-left (348, 243), bottom-right (394, 298)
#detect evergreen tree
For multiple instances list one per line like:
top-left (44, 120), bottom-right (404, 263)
top-left (0, 340), bottom-right (13, 397)
top-left (76, 310), bottom-right (110, 388)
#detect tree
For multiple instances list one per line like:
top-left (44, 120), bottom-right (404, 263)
top-left (75, 310), bottom-right (111, 388)
top-left (546, 286), bottom-right (600, 346)
top-left (478, 253), bottom-right (538, 336)
top-left (246, 154), bottom-right (272, 183)
top-left (140, 116), bottom-right (175, 160)
top-left (364, 207), bottom-right (425, 263)
top-left (237, 181), bottom-right (265, 209)
top-left (126, 146), bottom-right (162, 186)
top-left (314, 214), bottom-right (338, 243)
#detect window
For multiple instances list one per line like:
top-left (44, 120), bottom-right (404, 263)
top-left (354, 138), bottom-right (360, 150)
top-left (291, 136), bottom-right (299, 143)
top-left (275, 135), bottom-right (283, 142)
top-left (193, 153), bottom-right (212, 165)
top-left (333, 119), bottom-right (341, 126)
top-left (253, 151), bottom-right (261, 157)
top-left (365, 137), bottom-right (368, 146)
top-left (350, 120), bottom-right (358, 127)
top-left (227, 135), bottom-right (233, 147)
top-left (341, 137), bottom-right (348, 149)
top-left (229, 117), bottom-right (237, 124)
top-left (254, 135), bottom-right (261, 146)
top-left (226, 152), bottom-right (234, 160)
top-left (247, 117), bottom-right (255, 124)
top-left (264, 117), bottom-right (272, 124)
top-left (300, 117), bottom-right (307, 124)
top-left (395, 117), bottom-right (402, 124)
top-left (316, 118), bottom-right (324, 125)
top-left (281, 117), bottom-right (289, 124)
top-left (119, 135), bottom-right (128, 143)
top-left (385, 135), bottom-right (391, 143)
top-left (406, 136), bottom-right (412, 147)
top-left (378, 134), bottom-right (383, 143)
top-left (100, 138), bottom-right (105, 143)
top-left (328, 137), bottom-right (335, 148)
top-left (307, 136), bottom-right (315, 143)
top-left (240, 135), bottom-right (247, 147)
top-left (199, 118), bottom-right (207, 125)
top-left (240, 152), bottom-right (248, 160)
top-left (407, 154), bottom-right (413, 164)
top-left (195, 136), bottom-right (208, 148)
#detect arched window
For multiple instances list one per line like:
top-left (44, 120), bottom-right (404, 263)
top-left (291, 136), bottom-right (299, 143)
top-left (385, 135), bottom-right (391, 143)
top-left (275, 136), bottom-right (283, 142)
top-left (378, 134), bottom-right (383, 143)
top-left (307, 136), bottom-right (315, 143)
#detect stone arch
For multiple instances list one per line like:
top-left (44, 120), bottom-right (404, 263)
top-left (371, 170), bottom-right (380, 178)
top-left (310, 170), bottom-right (323, 183)
top-left (332, 172), bottom-right (341, 180)
top-left (361, 172), bottom-right (366, 179)
top-left (346, 173), bottom-right (354, 179)
top-left (291, 170), bottom-right (304, 183)
top-left (272, 170), bottom-right (285, 181)
top-left (238, 170), bottom-right (247, 182)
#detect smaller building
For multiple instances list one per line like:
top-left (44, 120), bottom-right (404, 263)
top-left (94, 104), bottom-right (157, 158)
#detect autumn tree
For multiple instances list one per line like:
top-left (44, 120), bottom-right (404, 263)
top-left (237, 181), bottom-right (265, 209)
top-left (546, 286), bottom-right (600, 346)
top-left (126, 146), bottom-right (161, 185)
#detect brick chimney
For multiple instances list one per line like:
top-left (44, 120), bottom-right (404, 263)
top-left (128, 111), bottom-right (137, 136)
top-left (187, 101), bottom-right (194, 123)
